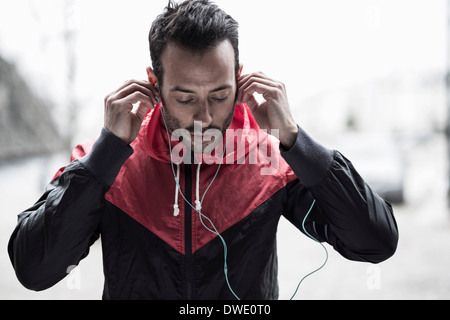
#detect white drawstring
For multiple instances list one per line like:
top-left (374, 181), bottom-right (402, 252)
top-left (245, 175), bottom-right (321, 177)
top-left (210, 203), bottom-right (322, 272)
top-left (195, 163), bottom-right (202, 211)
top-left (173, 164), bottom-right (180, 216)
top-left (173, 163), bottom-right (202, 216)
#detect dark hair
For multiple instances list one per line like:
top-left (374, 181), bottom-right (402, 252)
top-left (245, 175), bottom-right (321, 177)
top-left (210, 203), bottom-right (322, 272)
top-left (149, 0), bottom-right (239, 86)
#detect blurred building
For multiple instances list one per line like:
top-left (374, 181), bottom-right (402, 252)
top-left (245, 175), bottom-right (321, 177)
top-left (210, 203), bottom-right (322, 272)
top-left (295, 71), bottom-right (446, 205)
top-left (298, 71), bottom-right (446, 139)
top-left (0, 55), bottom-right (63, 162)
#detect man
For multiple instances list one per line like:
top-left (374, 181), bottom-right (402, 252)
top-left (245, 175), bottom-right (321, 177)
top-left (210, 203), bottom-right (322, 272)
top-left (8, 0), bottom-right (398, 300)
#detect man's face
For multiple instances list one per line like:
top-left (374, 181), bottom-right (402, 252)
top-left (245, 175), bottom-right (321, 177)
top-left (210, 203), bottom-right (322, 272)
top-left (157, 40), bottom-right (238, 152)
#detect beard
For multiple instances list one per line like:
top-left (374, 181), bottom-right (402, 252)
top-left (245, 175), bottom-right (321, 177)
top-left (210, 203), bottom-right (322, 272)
top-left (159, 95), bottom-right (235, 154)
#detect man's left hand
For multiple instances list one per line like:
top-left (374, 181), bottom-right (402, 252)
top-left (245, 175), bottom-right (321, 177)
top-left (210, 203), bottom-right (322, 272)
top-left (236, 72), bottom-right (298, 149)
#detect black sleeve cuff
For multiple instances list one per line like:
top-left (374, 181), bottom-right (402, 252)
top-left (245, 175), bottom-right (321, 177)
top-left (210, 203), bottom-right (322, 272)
top-left (79, 127), bottom-right (134, 186)
top-left (280, 126), bottom-right (335, 186)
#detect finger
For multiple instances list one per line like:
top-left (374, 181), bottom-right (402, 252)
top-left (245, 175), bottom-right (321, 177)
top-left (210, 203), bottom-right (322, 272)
top-left (133, 98), bottom-right (154, 122)
top-left (238, 73), bottom-right (281, 104)
top-left (238, 73), bottom-right (282, 93)
top-left (238, 71), bottom-right (268, 80)
top-left (117, 81), bottom-right (158, 102)
top-left (109, 91), bottom-right (153, 114)
top-left (107, 79), bottom-right (145, 97)
top-left (237, 74), bottom-right (253, 104)
top-left (114, 83), bottom-right (157, 105)
top-left (246, 96), bottom-right (260, 113)
top-left (107, 80), bottom-right (158, 106)
top-left (238, 72), bottom-right (271, 86)
top-left (241, 81), bottom-right (279, 105)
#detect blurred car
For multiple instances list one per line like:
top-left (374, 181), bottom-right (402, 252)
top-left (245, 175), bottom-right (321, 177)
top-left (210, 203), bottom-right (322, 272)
top-left (331, 132), bottom-right (405, 204)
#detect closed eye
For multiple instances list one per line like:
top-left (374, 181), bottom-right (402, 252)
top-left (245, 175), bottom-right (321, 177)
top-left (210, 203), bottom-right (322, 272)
top-left (211, 96), bottom-right (229, 102)
top-left (176, 99), bottom-right (193, 105)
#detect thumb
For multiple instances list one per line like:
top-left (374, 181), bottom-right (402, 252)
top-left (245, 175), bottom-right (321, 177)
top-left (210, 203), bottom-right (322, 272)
top-left (133, 100), bottom-right (154, 122)
top-left (243, 93), bottom-right (259, 113)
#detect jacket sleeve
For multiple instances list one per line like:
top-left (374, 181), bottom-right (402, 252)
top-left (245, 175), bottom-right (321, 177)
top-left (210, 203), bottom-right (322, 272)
top-left (281, 126), bottom-right (399, 263)
top-left (8, 128), bottom-right (133, 291)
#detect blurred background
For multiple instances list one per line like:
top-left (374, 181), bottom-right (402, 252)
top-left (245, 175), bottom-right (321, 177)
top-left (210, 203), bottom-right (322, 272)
top-left (0, 0), bottom-right (449, 299)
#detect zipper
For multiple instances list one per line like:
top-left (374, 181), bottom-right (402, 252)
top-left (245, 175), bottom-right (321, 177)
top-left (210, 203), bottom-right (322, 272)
top-left (184, 163), bottom-right (194, 299)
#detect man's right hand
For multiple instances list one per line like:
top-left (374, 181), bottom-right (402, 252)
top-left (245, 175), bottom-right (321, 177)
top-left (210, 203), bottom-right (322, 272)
top-left (104, 80), bottom-right (158, 145)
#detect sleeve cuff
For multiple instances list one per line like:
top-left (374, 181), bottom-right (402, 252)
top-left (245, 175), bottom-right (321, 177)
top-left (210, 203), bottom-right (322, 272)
top-left (79, 127), bottom-right (134, 186)
top-left (280, 125), bottom-right (335, 186)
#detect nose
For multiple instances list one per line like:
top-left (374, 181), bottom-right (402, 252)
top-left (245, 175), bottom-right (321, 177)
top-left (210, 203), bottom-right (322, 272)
top-left (194, 101), bottom-right (213, 128)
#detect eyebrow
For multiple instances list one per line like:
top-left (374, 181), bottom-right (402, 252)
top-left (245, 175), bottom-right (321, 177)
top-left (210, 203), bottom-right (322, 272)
top-left (170, 84), bottom-right (232, 94)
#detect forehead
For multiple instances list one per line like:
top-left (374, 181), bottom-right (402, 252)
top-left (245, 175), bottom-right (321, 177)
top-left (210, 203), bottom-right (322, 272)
top-left (160, 40), bottom-right (236, 89)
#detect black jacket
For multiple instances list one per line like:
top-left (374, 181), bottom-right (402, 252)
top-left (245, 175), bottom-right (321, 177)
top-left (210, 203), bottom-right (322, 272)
top-left (8, 104), bottom-right (398, 299)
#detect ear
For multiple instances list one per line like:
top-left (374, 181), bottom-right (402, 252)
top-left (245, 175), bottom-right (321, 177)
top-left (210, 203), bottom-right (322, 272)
top-left (146, 66), bottom-right (158, 85)
top-left (238, 64), bottom-right (244, 78)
